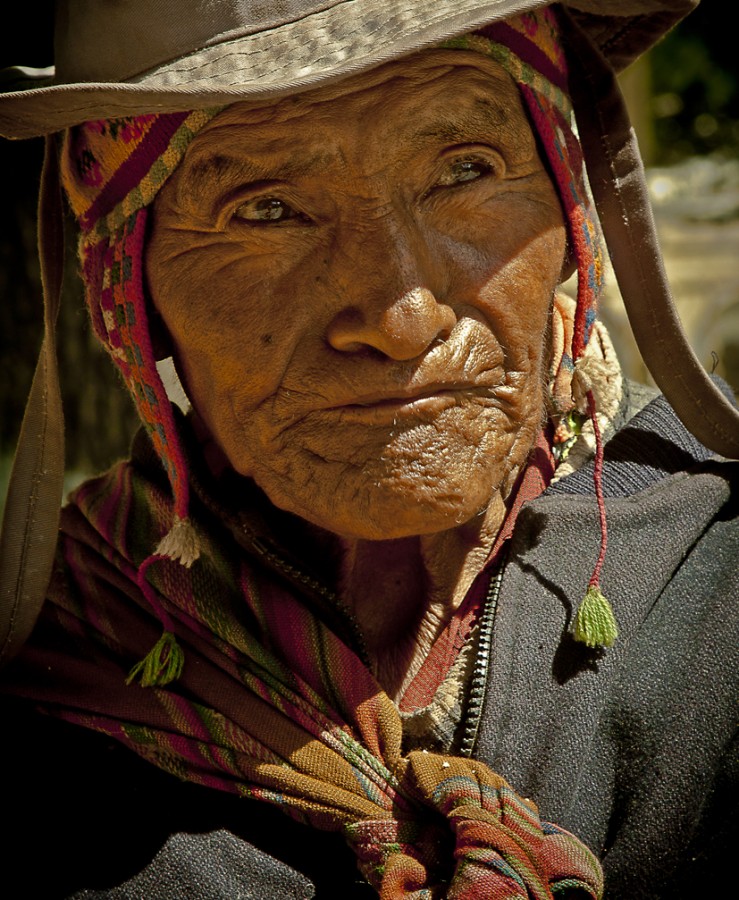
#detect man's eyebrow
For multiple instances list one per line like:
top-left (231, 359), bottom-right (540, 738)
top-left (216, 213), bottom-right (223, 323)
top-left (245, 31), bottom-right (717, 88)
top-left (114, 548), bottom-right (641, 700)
top-left (178, 149), bottom-right (333, 202)
top-left (411, 100), bottom-right (512, 146)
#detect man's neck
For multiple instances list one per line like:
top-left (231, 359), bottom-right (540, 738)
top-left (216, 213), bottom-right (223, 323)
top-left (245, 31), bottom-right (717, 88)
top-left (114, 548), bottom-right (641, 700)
top-left (336, 493), bottom-right (506, 701)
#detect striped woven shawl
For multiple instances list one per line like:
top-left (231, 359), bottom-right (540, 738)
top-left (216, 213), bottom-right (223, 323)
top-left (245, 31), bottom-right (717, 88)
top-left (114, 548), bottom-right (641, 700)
top-left (6, 420), bottom-right (603, 899)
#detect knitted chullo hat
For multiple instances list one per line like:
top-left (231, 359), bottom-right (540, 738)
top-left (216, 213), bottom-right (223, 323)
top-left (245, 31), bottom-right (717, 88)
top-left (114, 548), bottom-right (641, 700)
top-left (60, 6), bottom-right (613, 683)
top-left (61, 109), bottom-right (219, 553)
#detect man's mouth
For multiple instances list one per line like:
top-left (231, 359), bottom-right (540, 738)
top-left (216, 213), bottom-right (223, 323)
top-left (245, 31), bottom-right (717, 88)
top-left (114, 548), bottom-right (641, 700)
top-left (320, 384), bottom-right (492, 425)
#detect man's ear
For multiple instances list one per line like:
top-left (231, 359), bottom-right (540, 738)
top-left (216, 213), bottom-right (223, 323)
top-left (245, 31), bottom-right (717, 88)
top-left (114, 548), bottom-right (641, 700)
top-left (147, 302), bottom-right (175, 361)
top-left (143, 215), bottom-right (175, 361)
top-left (560, 241), bottom-right (576, 282)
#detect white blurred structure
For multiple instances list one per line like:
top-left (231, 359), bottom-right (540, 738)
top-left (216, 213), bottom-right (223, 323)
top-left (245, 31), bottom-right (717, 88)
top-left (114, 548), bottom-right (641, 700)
top-left (594, 156), bottom-right (739, 393)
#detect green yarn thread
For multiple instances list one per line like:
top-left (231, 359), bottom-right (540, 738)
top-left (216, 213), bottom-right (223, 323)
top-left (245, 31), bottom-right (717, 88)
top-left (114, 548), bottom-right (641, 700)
top-left (573, 586), bottom-right (618, 649)
top-left (126, 631), bottom-right (184, 687)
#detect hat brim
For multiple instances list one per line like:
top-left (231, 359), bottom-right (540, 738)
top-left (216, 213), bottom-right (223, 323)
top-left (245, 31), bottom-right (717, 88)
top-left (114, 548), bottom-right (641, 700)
top-left (0, 0), bottom-right (697, 138)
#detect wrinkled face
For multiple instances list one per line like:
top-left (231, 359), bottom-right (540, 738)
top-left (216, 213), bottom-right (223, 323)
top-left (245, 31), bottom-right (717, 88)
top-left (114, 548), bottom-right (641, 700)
top-left (146, 51), bottom-right (566, 540)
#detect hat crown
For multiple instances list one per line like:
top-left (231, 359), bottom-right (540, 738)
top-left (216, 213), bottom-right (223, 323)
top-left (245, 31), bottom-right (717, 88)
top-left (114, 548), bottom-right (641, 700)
top-left (55, 0), bottom-right (339, 83)
top-left (50, 0), bottom-right (700, 86)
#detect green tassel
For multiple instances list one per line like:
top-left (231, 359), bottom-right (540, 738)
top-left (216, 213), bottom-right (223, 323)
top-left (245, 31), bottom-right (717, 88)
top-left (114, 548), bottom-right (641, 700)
top-left (126, 631), bottom-right (185, 687)
top-left (573, 585), bottom-right (618, 649)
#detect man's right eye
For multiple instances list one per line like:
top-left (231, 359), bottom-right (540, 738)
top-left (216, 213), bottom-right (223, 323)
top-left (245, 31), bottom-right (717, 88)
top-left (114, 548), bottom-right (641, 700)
top-left (436, 154), bottom-right (501, 188)
top-left (233, 197), bottom-right (305, 223)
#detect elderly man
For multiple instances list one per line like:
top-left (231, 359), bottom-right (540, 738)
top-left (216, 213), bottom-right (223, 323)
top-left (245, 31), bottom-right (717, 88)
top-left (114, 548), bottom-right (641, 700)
top-left (1, 1), bottom-right (737, 898)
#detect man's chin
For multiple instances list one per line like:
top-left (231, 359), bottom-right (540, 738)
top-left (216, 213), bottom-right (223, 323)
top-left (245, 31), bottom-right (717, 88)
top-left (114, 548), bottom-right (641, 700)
top-left (259, 468), bottom-right (501, 542)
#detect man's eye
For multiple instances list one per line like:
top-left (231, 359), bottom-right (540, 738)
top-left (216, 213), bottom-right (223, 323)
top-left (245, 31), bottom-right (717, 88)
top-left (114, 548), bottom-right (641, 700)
top-left (438, 158), bottom-right (494, 187)
top-left (233, 197), bottom-right (302, 223)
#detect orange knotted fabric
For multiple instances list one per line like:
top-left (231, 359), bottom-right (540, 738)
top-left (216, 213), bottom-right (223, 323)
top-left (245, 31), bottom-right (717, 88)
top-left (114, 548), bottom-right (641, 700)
top-left (346, 752), bottom-right (602, 898)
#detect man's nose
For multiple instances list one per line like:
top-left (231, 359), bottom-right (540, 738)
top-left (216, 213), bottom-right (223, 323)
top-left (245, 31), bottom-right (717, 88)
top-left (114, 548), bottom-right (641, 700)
top-left (326, 286), bottom-right (456, 359)
top-left (325, 218), bottom-right (456, 360)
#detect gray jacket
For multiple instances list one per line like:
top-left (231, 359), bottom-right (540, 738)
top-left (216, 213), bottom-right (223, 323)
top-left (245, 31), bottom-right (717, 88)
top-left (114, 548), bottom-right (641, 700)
top-left (477, 386), bottom-right (737, 896)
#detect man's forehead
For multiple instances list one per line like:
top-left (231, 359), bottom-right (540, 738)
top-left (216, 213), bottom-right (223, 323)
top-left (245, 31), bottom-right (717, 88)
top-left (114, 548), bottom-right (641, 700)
top-left (187, 90), bottom-right (517, 159)
top-left (216, 50), bottom-right (518, 122)
top-left (174, 51), bottom-right (530, 192)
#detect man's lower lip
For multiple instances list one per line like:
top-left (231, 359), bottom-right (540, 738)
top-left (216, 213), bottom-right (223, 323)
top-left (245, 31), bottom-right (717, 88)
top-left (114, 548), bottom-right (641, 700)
top-left (319, 392), bottom-right (468, 424)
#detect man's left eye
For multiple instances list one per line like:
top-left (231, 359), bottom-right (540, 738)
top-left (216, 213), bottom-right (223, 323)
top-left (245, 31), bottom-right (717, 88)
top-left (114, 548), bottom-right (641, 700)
top-left (233, 197), bottom-right (303, 223)
top-left (437, 158), bottom-right (494, 187)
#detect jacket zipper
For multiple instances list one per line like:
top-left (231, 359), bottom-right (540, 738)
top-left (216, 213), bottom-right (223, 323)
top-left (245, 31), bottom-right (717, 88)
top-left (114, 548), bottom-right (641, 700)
top-left (458, 556), bottom-right (505, 757)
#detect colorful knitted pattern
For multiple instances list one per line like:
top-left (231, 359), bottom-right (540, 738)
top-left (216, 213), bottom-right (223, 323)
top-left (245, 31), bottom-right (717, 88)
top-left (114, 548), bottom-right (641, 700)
top-left (59, 6), bottom-right (603, 552)
top-left (61, 110), bottom-right (221, 530)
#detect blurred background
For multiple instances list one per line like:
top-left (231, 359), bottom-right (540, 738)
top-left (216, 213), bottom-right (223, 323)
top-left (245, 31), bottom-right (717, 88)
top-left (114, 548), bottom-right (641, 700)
top-left (1, 3), bottom-right (738, 504)
top-left (598, 4), bottom-right (739, 393)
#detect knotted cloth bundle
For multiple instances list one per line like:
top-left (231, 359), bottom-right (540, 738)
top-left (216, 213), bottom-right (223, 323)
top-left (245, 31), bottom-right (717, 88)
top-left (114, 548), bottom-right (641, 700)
top-left (348, 752), bottom-right (602, 896)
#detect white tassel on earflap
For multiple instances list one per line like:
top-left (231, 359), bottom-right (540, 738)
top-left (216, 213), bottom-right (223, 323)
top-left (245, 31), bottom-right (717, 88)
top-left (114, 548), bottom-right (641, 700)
top-left (155, 516), bottom-right (200, 567)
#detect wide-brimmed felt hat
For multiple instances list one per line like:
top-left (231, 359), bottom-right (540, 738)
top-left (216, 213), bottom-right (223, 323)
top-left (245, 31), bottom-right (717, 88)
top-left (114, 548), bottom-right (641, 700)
top-left (1, 0), bottom-right (738, 668)
top-left (0, 0), bottom-right (699, 139)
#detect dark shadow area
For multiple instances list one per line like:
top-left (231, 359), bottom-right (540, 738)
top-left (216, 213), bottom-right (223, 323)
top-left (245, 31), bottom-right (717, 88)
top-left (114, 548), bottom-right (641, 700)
top-left (514, 553), bottom-right (604, 685)
top-left (1, 5), bottom-right (140, 505)
top-left (0, 695), bottom-right (375, 898)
